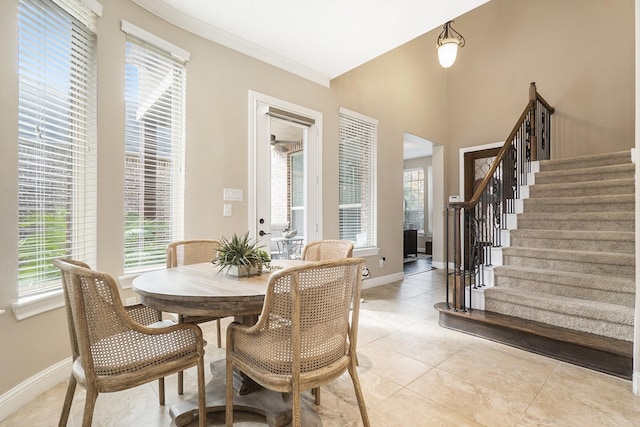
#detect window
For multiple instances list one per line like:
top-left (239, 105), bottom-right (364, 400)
top-left (403, 168), bottom-right (425, 234)
top-left (290, 151), bottom-right (304, 235)
top-left (338, 108), bottom-right (377, 248)
top-left (17, 0), bottom-right (99, 297)
top-left (123, 28), bottom-right (187, 273)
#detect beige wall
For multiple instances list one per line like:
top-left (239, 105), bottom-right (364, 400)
top-left (0, 0), bottom-right (635, 399)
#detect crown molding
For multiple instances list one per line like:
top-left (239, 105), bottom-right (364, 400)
top-left (131, 0), bottom-right (330, 87)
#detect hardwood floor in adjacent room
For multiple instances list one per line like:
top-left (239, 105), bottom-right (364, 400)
top-left (3, 268), bottom-right (640, 426)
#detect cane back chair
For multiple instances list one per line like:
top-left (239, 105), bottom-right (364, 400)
top-left (225, 258), bottom-right (370, 427)
top-left (301, 239), bottom-right (354, 262)
top-left (167, 239), bottom-right (222, 394)
top-left (301, 238), bottom-right (354, 403)
top-left (53, 258), bottom-right (206, 427)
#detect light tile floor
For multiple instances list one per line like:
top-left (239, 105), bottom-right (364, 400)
top-left (3, 268), bottom-right (640, 426)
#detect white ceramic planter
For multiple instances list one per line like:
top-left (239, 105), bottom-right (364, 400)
top-left (226, 265), bottom-right (260, 277)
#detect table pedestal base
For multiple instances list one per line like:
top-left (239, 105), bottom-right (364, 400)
top-left (170, 359), bottom-right (296, 427)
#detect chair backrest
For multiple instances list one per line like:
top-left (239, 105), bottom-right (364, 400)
top-left (53, 258), bottom-right (136, 382)
top-left (301, 239), bottom-right (354, 261)
top-left (239, 258), bottom-right (363, 375)
top-left (56, 259), bottom-right (92, 364)
top-left (167, 239), bottom-right (221, 268)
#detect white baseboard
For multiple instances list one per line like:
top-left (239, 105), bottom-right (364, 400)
top-left (0, 357), bottom-right (71, 422)
top-left (362, 272), bottom-right (404, 290)
top-left (432, 261), bottom-right (446, 269)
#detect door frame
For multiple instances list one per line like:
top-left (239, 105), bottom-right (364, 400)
top-left (247, 91), bottom-right (323, 245)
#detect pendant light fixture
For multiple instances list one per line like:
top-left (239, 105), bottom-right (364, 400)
top-left (436, 20), bottom-right (465, 68)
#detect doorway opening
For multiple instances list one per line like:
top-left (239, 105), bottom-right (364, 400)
top-left (403, 132), bottom-right (438, 275)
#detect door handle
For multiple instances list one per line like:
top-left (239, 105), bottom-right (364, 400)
top-left (259, 230), bottom-right (271, 237)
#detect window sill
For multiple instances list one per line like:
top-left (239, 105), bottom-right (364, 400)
top-left (353, 247), bottom-right (380, 257)
top-left (12, 289), bottom-right (64, 320)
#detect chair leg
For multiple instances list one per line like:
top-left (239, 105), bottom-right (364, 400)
top-left (348, 362), bottom-right (370, 427)
top-left (197, 358), bottom-right (206, 427)
top-left (312, 387), bottom-right (321, 405)
top-left (58, 375), bottom-right (76, 427)
top-left (216, 319), bottom-right (222, 348)
top-left (292, 390), bottom-right (302, 427)
top-left (158, 377), bottom-right (165, 405)
top-left (81, 388), bottom-right (98, 427)
top-left (178, 371), bottom-right (184, 395)
top-left (225, 360), bottom-right (234, 427)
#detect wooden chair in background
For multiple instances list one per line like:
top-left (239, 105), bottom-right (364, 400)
top-left (301, 239), bottom-right (354, 261)
top-left (167, 239), bottom-right (222, 394)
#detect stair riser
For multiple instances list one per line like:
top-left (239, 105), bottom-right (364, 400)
top-left (484, 299), bottom-right (633, 341)
top-left (502, 255), bottom-right (634, 277)
top-left (493, 276), bottom-right (635, 306)
top-left (523, 202), bottom-right (634, 213)
top-left (509, 236), bottom-right (635, 254)
top-left (516, 219), bottom-right (634, 232)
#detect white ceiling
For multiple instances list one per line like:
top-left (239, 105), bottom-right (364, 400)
top-left (132, 0), bottom-right (489, 87)
top-left (404, 133), bottom-right (433, 160)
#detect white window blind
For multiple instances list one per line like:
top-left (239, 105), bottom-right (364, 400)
top-left (338, 108), bottom-right (377, 248)
top-left (124, 35), bottom-right (186, 273)
top-left (17, 0), bottom-right (98, 297)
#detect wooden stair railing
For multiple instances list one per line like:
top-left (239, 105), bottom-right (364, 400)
top-left (445, 82), bottom-right (555, 311)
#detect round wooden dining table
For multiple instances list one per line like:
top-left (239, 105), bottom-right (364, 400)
top-left (132, 259), bottom-right (310, 427)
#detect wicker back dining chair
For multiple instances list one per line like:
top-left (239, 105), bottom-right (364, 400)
top-left (301, 238), bottom-right (354, 403)
top-left (167, 239), bottom-right (222, 394)
top-left (301, 239), bottom-right (354, 261)
top-left (225, 258), bottom-right (370, 427)
top-left (53, 258), bottom-right (206, 427)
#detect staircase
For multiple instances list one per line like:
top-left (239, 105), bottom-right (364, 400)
top-left (437, 150), bottom-right (636, 378)
top-left (484, 150), bottom-right (635, 343)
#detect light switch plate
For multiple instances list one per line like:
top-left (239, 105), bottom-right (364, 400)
top-left (223, 204), bottom-right (232, 216)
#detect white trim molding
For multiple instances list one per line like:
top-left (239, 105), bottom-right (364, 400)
top-left (11, 289), bottom-right (64, 320)
top-left (0, 358), bottom-right (71, 423)
top-left (362, 272), bottom-right (404, 290)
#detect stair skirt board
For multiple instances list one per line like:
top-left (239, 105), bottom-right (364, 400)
top-left (435, 303), bottom-right (632, 380)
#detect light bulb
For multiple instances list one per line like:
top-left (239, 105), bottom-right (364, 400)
top-left (437, 40), bottom-right (459, 68)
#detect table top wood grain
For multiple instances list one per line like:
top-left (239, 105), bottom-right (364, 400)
top-left (132, 260), bottom-right (308, 318)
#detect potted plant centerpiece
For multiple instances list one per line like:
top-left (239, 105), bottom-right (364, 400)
top-left (212, 232), bottom-right (271, 277)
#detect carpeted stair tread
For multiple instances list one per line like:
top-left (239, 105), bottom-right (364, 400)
top-left (538, 151), bottom-right (632, 172)
top-left (528, 178), bottom-right (634, 198)
top-left (502, 247), bottom-right (634, 277)
top-left (534, 163), bottom-right (634, 184)
top-left (484, 287), bottom-right (634, 341)
top-left (523, 194), bottom-right (634, 213)
top-left (515, 212), bottom-right (634, 232)
top-left (508, 229), bottom-right (635, 254)
top-left (492, 265), bottom-right (635, 306)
